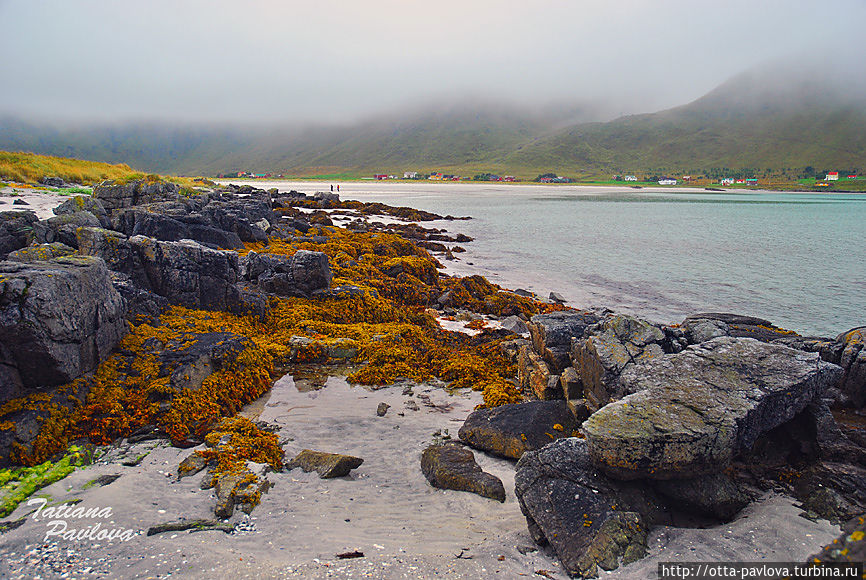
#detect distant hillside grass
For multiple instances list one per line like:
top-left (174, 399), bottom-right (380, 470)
top-left (0, 151), bottom-right (213, 188)
top-left (0, 151), bottom-right (139, 185)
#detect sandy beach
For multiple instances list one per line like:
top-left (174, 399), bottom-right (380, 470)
top-left (0, 370), bottom-right (842, 579)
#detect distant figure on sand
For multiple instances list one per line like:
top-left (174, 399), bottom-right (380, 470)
top-left (337, 184), bottom-right (340, 192)
top-left (330, 184), bottom-right (333, 192)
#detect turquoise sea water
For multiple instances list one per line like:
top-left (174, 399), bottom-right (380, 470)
top-left (246, 181), bottom-right (866, 337)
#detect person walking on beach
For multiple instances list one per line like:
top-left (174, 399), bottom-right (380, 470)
top-left (330, 184), bottom-right (333, 192)
top-left (337, 184), bottom-right (340, 192)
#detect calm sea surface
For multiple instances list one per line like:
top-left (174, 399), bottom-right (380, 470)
top-left (238, 181), bottom-right (866, 337)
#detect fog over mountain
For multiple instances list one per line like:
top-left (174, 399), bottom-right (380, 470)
top-left (2, 0), bottom-right (863, 124)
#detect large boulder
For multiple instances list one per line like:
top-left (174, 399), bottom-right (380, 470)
top-left (244, 250), bottom-right (332, 298)
top-left (528, 311), bottom-right (601, 373)
top-left (458, 401), bottom-right (578, 460)
top-left (582, 337), bottom-right (844, 480)
top-left (93, 178), bottom-right (181, 212)
top-left (53, 195), bottom-right (111, 228)
top-left (128, 236), bottom-right (244, 311)
top-left (571, 314), bottom-right (666, 411)
top-left (420, 443), bottom-right (505, 502)
top-left (0, 211), bottom-right (38, 258)
top-left (515, 438), bottom-right (660, 578)
top-left (0, 256), bottom-right (127, 395)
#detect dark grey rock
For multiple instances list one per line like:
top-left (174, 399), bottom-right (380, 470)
top-left (128, 236), bottom-right (244, 311)
top-left (420, 443), bottom-right (505, 502)
top-left (515, 438), bottom-right (658, 577)
top-left (93, 179), bottom-right (181, 212)
top-left (33, 211), bottom-right (101, 248)
top-left (458, 401), bottom-right (578, 460)
top-left (0, 255), bottom-right (127, 393)
top-left (528, 311), bottom-right (601, 373)
top-left (653, 473), bottom-right (749, 520)
top-left (244, 249), bottom-right (332, 297)
top-left (53, 195), bottom-right (111, 228)
top-left (0, 211), bottom-right (38, 258)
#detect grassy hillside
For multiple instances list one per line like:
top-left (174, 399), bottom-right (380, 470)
top-left (506, 74), bottom-right (866, 177)
top-left (0, 151), bottom-right (139, 184)
top-left (0, 151), bottom-right (212, 188)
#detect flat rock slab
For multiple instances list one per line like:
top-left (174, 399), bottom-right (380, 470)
top-left (420, 443), bottom-right (505, 502)
top-left (583, 337), bottom-right (844, 480)
top-left (458, 401), bottom-right (578, 460)
top-left (286, 449), bottom-right (363, 479)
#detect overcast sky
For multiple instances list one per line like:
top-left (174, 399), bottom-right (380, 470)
top-left (1, 0), bottom-right (862, 124)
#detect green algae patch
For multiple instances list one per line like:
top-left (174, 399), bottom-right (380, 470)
top-left (0, 446), bottom-right (87, 518)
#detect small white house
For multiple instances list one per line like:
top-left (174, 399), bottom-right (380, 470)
top-left (720, 178), bottom-right (734, 185)
top-left (658, 178), bottom-right (677, 186)
top-left (403, 171), bottom-right (419, 179)
top-left (624, 175), bottom-right (638, 181)
top-left (826, 172), bottom-right (839, 181)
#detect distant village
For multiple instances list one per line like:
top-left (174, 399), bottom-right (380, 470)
top-left (215, 169), bottom-right (859, 187)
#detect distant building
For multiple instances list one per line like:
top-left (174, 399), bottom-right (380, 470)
top-left (403, 171), bottom-right (419, 179)
top-left (826, 172), bottom-right (839, 181)
top-left (682, 175), bottom-right (692, 181)
top-left (374, 174), bottom-right (388, 180)
top-left (658, 178), bottom-right (677, 186)
top-left (720, 178), bottom-right (734, 185)
top-left (847, 174), bottom-right (858, 179)
top-left (624, 175), bottom-right (638, 181)
top-left (503, 176), bottom-right (518, 182)
top-left (746, 178), bottom-right (758, 186)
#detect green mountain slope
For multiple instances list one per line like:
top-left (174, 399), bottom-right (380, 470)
top-left (1, 69), bottom-right (864, 177)
top-left (506, 73), bottom-right (866, 175)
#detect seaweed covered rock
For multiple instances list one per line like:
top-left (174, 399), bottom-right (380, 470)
top-left (0, 256), bottom-right (127, 395)
top-left (517, 344), bottom-right (557, 399)
top-left (0, 211), bottom-right (38, 259)
top-left (420, 443), bottom-right (505, 502)
top-left (244, 249), bottom-right (332, 297)
top-left (286, 449), bottom-right (363, 478)
top-left (458, 401), bottom-right (578, 460)
top-left (515, 438), bottom-right (658, 577)
top-left (528, 311), bottom-right (601, 374)
top-left (808, 515), bottom-right (866, 568)
top-left (582, 337), bottom-right (844, 480)
top-left (93, 178), bottom-right (181, 212)
top-left (53, 195), bottom-right (111, 228)
top-left (571, 314), bottom-right (667, 411)
top-left (33, 211), bottom-right (102, 248)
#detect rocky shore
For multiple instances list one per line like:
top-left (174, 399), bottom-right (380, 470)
top-left (0, 179), bottom-right (863, 578)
